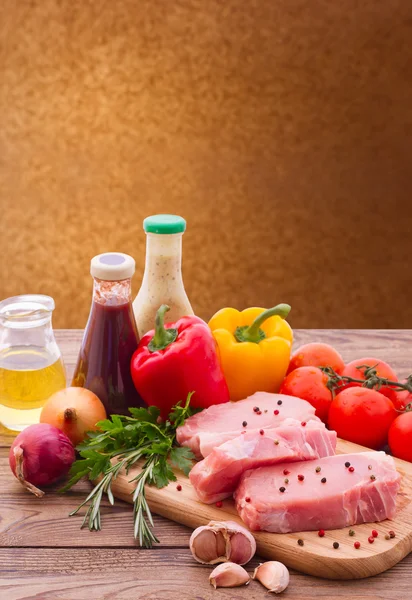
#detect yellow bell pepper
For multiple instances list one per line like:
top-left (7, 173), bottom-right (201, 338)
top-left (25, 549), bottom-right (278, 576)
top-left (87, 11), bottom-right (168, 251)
top-left (208, 304), bottom-right (293, 402)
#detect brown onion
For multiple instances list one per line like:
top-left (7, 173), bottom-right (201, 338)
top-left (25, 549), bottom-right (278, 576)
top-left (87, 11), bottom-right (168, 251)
top-left (9, 423), bottom-right (75, 497)
top-left (40, 387), bottom-right (107, 446)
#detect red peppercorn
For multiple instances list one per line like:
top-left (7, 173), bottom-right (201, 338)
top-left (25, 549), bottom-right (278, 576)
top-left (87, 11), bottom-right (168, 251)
top-left (283, 469), bottom-right (290, 476)
top-left (215, 501), bottom-right (223, 508)
top-left (176, 484), bottom-right (182, 491)
top-left (372, 529), bottom-right (378, 538)
top-left (354, 541), bottom-right (361, 549)
top-left (389, 530), bottom-right (396, 538)
top-left (349, 466), bottom-right (355, 473)
top-left (259, 429), bottom-right (264, 435)
top-left (241, 431), bottom-right (246, 434)
top-left (274, 409), bottom-right (279, 415)
top-left (318, 529), bottom-right (325, 537)
top-left (298, 474), bottom-right (304, 481)
top-left (257, 411), bottom-right (262, 415)
top-left (253, 406), bottom-right (259, 413)
top-left (301, 421), bottom-right (307, 427)
top-left (245, 497), bottom-right (251, 503)
top-left (368, 536), bottom-right (374, 544)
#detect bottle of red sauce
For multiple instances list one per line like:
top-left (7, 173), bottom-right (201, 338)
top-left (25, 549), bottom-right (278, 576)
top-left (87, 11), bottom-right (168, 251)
top-left (72, 253), bottom-right (145, 416)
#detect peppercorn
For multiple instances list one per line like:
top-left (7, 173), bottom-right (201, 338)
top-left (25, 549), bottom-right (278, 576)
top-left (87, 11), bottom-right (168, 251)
top-left (257, 411), bottom-right (262, 415)
top-left (253, 406), bottom-right (260, 413)
top-left (245, 497), bottom-right (251, 503)
top-left (389, 530), bottom-right (395, 538)
top-left (354, 541), bottom-right (361, 549)
top-left (315, 466), bottom-right (321, 473)
top-left (301, 421), bottom-right (307, 427)
top-left (176, 484), bottom-right (182, 491)
top-left (372, 529), bottom-right (378, 538)
top-left (242, 421), bottom-right (247, 427)
top-left (259, 429), bottom-right (264, 435)
top-left (321, 477), bottom-right (327, 483)
top-left (298, 474), bottom-right (304, 481)
top-left (348, 466), bottom-right (355, 473)
top-left (277, 400), bottom-right (283, 405)
top-left (279, 486), bottom-right (286, 493)
top-left (349, 529), bottom-right (355, 537)
top-left (318, 529), bottom-right (325, 537)
top-left (345, 461), bottom-right (351, 468)
top-left (284, 478), bottom-right (289, 484)
top-left (283, 469), bottom-right (290, 476)
top-left (370, 474), bottom-right (376, 481)
top-left (274, 439), bottom-right (279, 445)
top-left (215, 501), bottom-right (223, 508)
top-left (368, 536), bottom-right (374, 544)
top-left (264, 409), bottom-right (268, 413)
top-left (274, 409), bottom-right (279, 415)
top-left (297, 539), bottom-right (304, 546)
top-left (368, 464), bottom-right (373, 470)
top-left (333, 542), bottom-right (339, 549)
top-left (385, 534), bottom-right (391, 540)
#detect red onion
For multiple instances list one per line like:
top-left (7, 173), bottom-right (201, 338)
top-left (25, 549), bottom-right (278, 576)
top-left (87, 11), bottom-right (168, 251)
top-left (9, 423), bottom-right (75, 498)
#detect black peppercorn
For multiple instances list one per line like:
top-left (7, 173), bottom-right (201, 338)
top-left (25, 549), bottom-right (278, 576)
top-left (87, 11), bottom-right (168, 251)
top-left (297, 539), bottom-right (304, 546)
top-left (321, 477), bottom-right (327, 483)
top-left (279, 486), bottom-right (286, 493)
top-left (333, 542), bottom-right (339, 549)
top-left (242, 421), bottom-right (247, 427)
top-left (345, 461), bottom-right (351, 468)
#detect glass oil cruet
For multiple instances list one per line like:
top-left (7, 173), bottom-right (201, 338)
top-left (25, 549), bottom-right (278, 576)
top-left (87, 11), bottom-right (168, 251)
top-left (0, 295), bottom-right (66, 432)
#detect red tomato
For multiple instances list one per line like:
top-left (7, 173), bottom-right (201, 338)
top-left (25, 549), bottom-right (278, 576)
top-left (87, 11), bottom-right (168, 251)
top-left (340, 358), bottom-right (398, 403)
top-left (328, 387), bottom-right (397, 449)
top-left (287, 343), bottom-right (345, 375)
top-left (280, 366), bottom-right (333, 423)
top-left (393, 380), bottom-right (412, 412)
top-left (388, 412), bottom-right (412, 462)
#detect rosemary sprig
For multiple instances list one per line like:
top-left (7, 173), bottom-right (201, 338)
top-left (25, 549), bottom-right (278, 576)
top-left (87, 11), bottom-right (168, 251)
top-left (60, 393), bottom-right (198, 547)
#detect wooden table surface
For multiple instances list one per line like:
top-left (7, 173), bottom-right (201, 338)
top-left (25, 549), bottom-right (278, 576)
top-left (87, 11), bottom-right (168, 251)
top-left (1, 329), bottom-right (412, 600)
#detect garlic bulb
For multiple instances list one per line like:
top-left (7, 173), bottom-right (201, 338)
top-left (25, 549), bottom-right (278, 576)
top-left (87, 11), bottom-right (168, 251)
top-left (253, 561), bottom-right (290, 593)
top-left (190, 520), bottom-right (256, 565)
top-left (209, 562), bottom-right (250, 588)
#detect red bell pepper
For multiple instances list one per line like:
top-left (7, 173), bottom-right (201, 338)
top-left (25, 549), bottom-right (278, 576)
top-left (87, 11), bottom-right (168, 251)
top-left (130, 305), bottom-right (230, 418)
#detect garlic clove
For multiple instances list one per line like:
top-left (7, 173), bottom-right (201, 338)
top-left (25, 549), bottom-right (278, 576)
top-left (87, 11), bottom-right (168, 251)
top-left (209, 562), bottom-right (250, 588)
top-left (253, 561), bottom-right (290, 593)
top-left (190, 520), bottom-right (256, 565)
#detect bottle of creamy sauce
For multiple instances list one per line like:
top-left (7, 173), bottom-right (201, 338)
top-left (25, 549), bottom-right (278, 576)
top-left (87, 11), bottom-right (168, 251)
top-left (133, 214), bottom-right (194, 337)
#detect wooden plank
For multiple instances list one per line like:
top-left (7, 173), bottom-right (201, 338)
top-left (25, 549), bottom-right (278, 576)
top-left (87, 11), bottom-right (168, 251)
top-left (0, 447), bottom-right (190, 548)
top-left (1, 328), bottom-right (411, 447)
top-left (0, 547), bottom-right (411, 600)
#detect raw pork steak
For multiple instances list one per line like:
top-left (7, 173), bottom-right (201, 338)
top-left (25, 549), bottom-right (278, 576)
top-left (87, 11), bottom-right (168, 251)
top-left (177, 392), bottom-right (320, 459)
top-left (234, 451), bottom-right (401, 532)
top-left (190, 419), bottom-right (337, 503)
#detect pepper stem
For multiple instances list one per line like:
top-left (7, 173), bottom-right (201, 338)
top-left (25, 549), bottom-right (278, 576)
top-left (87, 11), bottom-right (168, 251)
top-left (148, 305), bottom-right (178, 352)
top-left (234, 304), bottom-right (291, 344)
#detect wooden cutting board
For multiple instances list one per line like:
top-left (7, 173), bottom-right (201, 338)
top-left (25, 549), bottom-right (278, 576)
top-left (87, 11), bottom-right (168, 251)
top-left (110, 438), bottom-right (412, 580)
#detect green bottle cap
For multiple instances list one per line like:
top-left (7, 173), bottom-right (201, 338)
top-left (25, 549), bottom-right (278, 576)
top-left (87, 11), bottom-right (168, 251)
top-left (143, 214), bottom-right (186, 234)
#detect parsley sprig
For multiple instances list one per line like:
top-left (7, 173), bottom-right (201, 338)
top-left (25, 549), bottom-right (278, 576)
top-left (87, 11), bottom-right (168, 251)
top-left (60, 392), bottom-right (197, 547)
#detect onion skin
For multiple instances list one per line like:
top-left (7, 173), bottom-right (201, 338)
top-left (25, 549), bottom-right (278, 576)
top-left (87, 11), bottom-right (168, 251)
top-left (40, 387), bottom-right (107, 446)
top-left (9, 423), bottom-right (75, 497)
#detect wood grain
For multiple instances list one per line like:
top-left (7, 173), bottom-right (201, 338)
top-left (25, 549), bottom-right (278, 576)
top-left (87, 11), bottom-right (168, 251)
top-left (1, 330), bottom-right (412, 597)
top-left (1, 548), bottom-right (412, 600)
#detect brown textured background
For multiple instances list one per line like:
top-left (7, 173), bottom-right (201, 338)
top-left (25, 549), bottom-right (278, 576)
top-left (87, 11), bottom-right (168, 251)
top-left (0, 0), bottom-right (412, 330)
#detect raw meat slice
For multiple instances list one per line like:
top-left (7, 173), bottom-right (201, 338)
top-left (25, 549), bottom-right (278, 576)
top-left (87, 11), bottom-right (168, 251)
top-left (234, 451), bottom-right (401, 533)
top-left (177, 392), bottom-right (320, 459)
top-left (190, 419), bottom-right (337, 503)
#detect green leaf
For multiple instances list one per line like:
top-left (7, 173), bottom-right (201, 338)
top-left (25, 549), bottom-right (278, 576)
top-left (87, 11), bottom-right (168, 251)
top-left (169, 447), bottom-right (195, 476)
top-left (128, 405), bottom-right (160, 423)
top-left (152, 459), bottom-right (176, 488)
